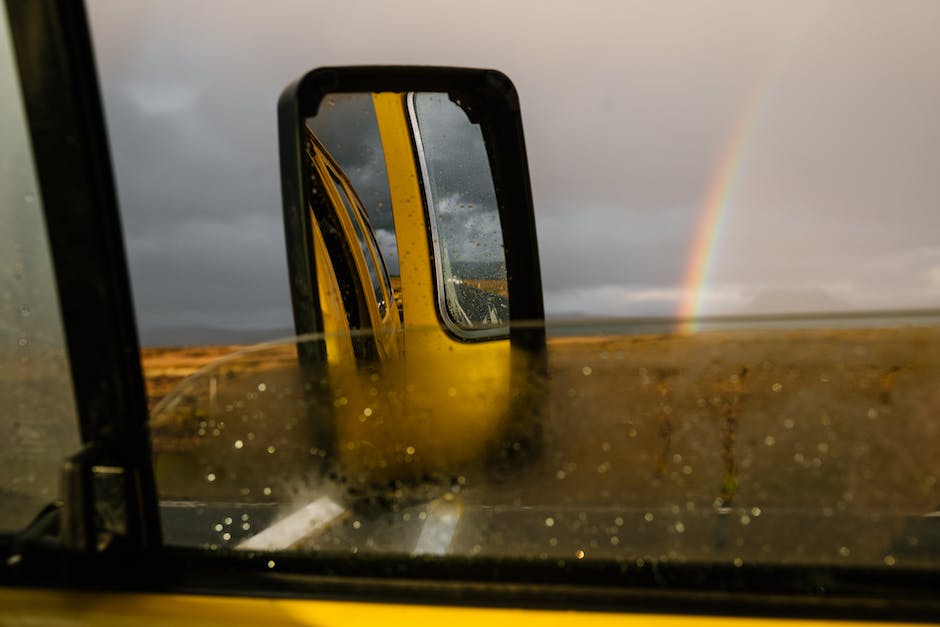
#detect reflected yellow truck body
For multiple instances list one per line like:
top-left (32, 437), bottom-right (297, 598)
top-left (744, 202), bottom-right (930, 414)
top-left (0, 589), bottom-right (911, 627)
top-left (306, 93), bottom-right (513, 485)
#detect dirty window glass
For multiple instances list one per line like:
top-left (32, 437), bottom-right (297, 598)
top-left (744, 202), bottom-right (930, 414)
top-left (410, 92), bottom-right (509, 337)
top-left (0, 9), bottom-right (80, 532)
top-left (151, 317), bottom-right (938, 571)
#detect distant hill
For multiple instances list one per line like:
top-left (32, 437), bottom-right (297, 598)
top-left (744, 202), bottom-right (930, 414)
top-left (739, 288), bottom-right (851, 315)
top-left (140, 325), bottom-right (295, 348)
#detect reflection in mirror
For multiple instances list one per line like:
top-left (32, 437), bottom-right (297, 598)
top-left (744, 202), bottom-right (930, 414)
top-left (409, 92), bottom-right (508, 334)
top-left (305, 91), bottom-right (509, 340)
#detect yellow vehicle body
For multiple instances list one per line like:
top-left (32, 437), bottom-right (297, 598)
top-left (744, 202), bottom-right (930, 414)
top-left (305, 93), bottom-right (515, 485)
top-left (1, 589), bottom-right (917, 627)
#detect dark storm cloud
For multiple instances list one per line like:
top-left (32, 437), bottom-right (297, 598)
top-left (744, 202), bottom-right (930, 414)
top-left (307, 94), bottom-right (396, 237)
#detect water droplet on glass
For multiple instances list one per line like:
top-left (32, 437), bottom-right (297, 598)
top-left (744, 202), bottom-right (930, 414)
top-left (838, 546), bottom-right (850, 557)
top-left (575, 550), bottom-right (585, 559)
top-left (582, 366), bottom-right (592, 376)
top-left (883, 555), bottom-right (896, 566)
top-left (545, 517), bottom-right (555, 527)
top-left (234, 440), bottom-right (244, 449)
top-left (644, 512), bottom-right (654, 522)
top-left (733, 557), bottom-right (743, 567)
top-left (614, 516), bottom-right (624, 527)
top-left (263, 486), bottom-right (272, 496)
top-left (267, 560), bottom-right (276, 569)
top-left (222, 532), bottom-right (231, 541)
top-left (267, 445), bottom-right (276, 454)
top-left (363, 407), bottom-right (373, 417)
top-left (206, 473), bottom-right (216, 482)
top-left (740, 515), bottom-right (751, 526)
top-left (214, 524), bottom-right (223, 532)
top-left (771, 383), bottom-right (783, 392)
top-left (674, 522), bottom-right (685, 533)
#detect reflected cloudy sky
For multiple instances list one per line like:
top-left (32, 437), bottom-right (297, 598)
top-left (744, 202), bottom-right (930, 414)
top-left (85, 0), bottom-right (940, 344)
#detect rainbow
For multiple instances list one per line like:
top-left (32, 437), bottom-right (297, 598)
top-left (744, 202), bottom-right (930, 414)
top-left (676, 15), bottom-right (808, 334)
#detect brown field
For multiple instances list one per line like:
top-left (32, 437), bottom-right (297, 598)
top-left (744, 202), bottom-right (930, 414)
top-left (143, 326), bottom-right (940, 565)
top-left (141, 345), bottom-right (247, 409)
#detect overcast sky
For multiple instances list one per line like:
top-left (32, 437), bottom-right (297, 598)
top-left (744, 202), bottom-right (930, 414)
top-left (85, 0), bottom-right (940, 344)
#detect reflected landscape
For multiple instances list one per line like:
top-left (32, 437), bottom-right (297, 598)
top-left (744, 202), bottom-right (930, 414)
top-left (149, 316), bottom-right (940, 569)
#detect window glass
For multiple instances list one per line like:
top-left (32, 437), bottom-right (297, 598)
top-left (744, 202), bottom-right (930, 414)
top-left (86, 0), bottom-right (939, 589)
top-left (0, 8), bottom-right (80, 532)
top-left (410, 92), bottom-right (509, 336)
top-left (151, 324), bottom-right (939, 571)
top-left (330, 170), bottom-right (388, 319)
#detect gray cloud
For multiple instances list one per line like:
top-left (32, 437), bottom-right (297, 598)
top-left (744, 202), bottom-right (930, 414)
top-left (85, 0), bottom-right (940, 340)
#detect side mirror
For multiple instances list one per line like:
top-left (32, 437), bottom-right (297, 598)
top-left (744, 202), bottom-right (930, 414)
top-left (277, 67), bottom-right (545, 487)
top-left (278, 67), bottom-right (544, 345)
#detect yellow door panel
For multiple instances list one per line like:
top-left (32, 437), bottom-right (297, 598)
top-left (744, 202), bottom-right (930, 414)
top-left (0, 589), bottom-right (915, 627)
top-left (311, 214), bottom-right (356, 367)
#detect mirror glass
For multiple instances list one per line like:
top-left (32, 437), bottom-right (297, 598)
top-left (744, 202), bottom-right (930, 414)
top-left (306, 91), bottom-right (509, 338)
